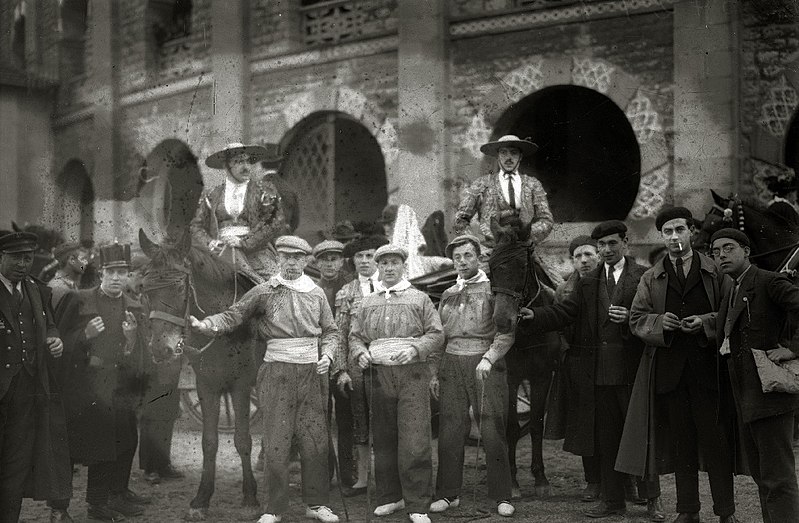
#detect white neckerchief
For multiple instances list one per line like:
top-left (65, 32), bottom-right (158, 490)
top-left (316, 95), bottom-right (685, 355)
top-left (500, 170), bottom-right (522, 208)
top-left (224, 176), bottom-right (249, 220)
top-left (270, 274), bottom-right (316, 293)
top-left (374, 279), bottom-right (411, 299)
top-left (456, 269), bottom-right (489, 291)
top-left (358, 271), bottom-right (379, 296)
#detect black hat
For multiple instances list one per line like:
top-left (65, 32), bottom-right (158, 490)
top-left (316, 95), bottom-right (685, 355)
top-left (99, 243), bottom-right (132, 269)
top-left (710, 228), bottom-right (750, 249)
top-left (342, 235), bottom-right (390, 259)
top-left (568, 235), bottom-right (597, 256)
top-left (655, 206), bottom-right (693, 231)
top-left (0, 231), bottom-right (38, 253)
top-left (591, 220), bottom-right (627, 240)
top-left (445, 234), bottom-right (482, 259)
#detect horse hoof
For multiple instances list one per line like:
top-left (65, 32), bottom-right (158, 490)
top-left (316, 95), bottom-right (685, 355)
top-left (185, 508), bottom-right (208, 521)
top-left (534, 484), bottom-right (552, 498)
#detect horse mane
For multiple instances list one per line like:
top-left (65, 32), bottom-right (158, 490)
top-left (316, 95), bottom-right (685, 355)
top-left (186, 245), bottom-right (238, 284)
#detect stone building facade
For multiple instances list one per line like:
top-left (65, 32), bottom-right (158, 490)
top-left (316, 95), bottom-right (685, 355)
top-left (1, 0), bottom-right (797, 261)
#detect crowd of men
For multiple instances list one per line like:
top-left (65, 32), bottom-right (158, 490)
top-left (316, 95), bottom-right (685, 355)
top-left (2, 133), bottom-right (799, 523)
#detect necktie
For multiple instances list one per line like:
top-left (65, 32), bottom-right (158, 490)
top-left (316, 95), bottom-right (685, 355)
top-left (12, 285), bottom-right (22, 308)
top-left (505, 173), bottom-right (516, 209)
top-left (606, 267), bottom-right (616, 298)
top-left (369, 280), bottom-right (374, 293)
top-left (675, 257), bottom-right (686, 287)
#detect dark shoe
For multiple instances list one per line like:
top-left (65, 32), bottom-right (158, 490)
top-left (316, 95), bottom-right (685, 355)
top-left (647, 497), bottom-right (666, 522)
top-left (107, 496), bottom-right (144, 517)
top-left (120, 489), bottom-right (152, 505)
top-left (87, 504), bottom-right (126, 521)
top-left (342, 485), bottom-right (367, 497)
top-left (50, 509), bottom-right (74, 523)
top-left (672, 514), bottom-right (701, 523)
top-left (158, 464), bottom-right (185, 480)
top-left (581, 482), bottom-right (601, 502)
top-left (719, 516), bottom-right (740, 523)
top-left (625, 480), bottom-right (646, 505)
top-left (585, 501), bottom-right (625, 518)
top-left (143, 471), bottom-right (161, 484)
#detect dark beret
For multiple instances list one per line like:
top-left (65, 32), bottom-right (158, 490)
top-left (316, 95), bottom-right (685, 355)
top-left (342, 235), bottom-right (390, 259)
top-left (568, 235), bottom-right (597, 256)
top-left (591, 220), bottom-right (627, 240)
top-left (655, 206), bottom-right (693, 231)
top-left (710, 228), bottom-right (750, 248)
top-left (0, 231), bottom-right (38, 253)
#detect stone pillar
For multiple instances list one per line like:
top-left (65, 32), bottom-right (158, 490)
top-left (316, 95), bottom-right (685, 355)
top-left (396, 0), bottom-right (449, 223)
top-left (672, 0), bottom-right (738, 214)
top-left (211, 0), bottom-right (248, 151)
top-left (0, 89), bottom-right (21, 225)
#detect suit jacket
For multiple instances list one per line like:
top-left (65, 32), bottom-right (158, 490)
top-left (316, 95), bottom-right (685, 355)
top-left (717, 265), bottom-right (799, 423)
top-left (528, 257), bottom-right (646, 455)
top-left (454, 172), bottom-right (554, 244)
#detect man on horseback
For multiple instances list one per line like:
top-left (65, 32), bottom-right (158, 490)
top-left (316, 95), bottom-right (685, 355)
top-left (190, 235), bottom-right (340, 523)
top-left (190, 142), bottom-right (289, 283)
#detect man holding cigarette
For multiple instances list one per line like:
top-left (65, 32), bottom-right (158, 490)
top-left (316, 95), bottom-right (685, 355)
top-left (618, 207), bottom-right (739, 523)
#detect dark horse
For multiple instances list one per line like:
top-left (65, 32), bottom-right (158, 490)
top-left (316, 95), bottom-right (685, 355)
top-left (138, 229), bottom-right (260, 521)
top-left (488, 217), bottom-right (562, 498)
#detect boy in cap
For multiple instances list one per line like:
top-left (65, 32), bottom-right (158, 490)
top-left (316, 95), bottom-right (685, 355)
top-left (712, 228), bottom-right (799, 522)
top-left (430, 234), bottom-right (515, 516)
top-left (313, 240), bottom-right (351, 309)
top-left (349, 244), bottom-right (444, 523)
top-left (48, 242), bottom-right (90, 310)
top-left (191, 235), bottom-right (340, 523)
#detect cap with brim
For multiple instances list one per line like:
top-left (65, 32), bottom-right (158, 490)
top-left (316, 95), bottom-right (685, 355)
top-left (374, 244), bottom-right (408, 263)
top-left (343, 235), bottom-right (389, 259)
top-left (206, 143), bottom-right (270, 169)
top-left (275, 235), bottom-right (312, 255)
top-left (99, 243), bottom-right (132, 269)
top-left (0, 232), bottom-right (38, 253)
top-left (655, 206), bottom-right (693, 231)
top-left (480, 135), bottom-right (539, 157)
top-left (591, 220), bottom-right (627, 240)
top-left (313, 240), bottom-right (345, 258)
top-left (568, 235), bottom-right (597, 256)
top-left (331, 221), bottom-right (358, 242)
top-left (710, 228), bottom-right (751, 249)
top-left (445, 234), bottom-right (482, 259)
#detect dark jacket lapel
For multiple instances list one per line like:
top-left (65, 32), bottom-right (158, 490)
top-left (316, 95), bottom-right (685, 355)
top-left (0, 283), bottom-right (16, 335)
top-left (726, 266), bottom-right (757, 333)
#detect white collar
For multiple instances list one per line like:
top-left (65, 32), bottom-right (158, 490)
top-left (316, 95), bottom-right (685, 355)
top-left (668, 250), bottom-right (693, 264)
top-left (374, 279), bottom-right (411, 299)
top-left (270, 274), bottom-right (317, 293)
top-left (456, 269), bottom-right (489, 291)
top-left (358, 271), bottom-right (379, 283)
top-left (605, 257), bottom-right (625, 273)
top-left (500, 170), bottom-right (520, 178)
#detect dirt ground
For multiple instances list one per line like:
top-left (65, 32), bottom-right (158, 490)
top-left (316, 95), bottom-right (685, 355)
top-left (21, 416), bottom-right (775, 523)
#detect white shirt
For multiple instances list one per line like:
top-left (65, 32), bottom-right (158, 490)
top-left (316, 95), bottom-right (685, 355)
top-left (224, 177), bottom-right (249, 220)
top-left (500, 171), bottom-right (522, 208)
top-left (604, 257), bottom-right (626, 284)
top-left (0, 272), bottom-right (22, 295)
top-left (668, 250), bottom-right (693, 278)
top-left (358, 272), bottom-right (379, 296)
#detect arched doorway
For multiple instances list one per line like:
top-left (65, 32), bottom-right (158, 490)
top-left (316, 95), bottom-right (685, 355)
top-left (281, 111), bottom-right (387, 241)
top-left (136, 139), bottom-right (203, 240)
top-left (55, 159), bottom-right (94, 243)
top-left (492, 85), bottom-right (641, 222)
top-left (785, 111), bottom-right (799, 173)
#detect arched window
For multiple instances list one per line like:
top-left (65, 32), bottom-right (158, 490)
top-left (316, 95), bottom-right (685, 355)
top-left (59, 0), bottom-right (88, 77)
top-left (55, 159), bottom-right (94, 243)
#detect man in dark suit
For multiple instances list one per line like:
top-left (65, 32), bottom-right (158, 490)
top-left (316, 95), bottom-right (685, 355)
top-left (712, 228), bottom-right (799, 522)
top-left (520, 221), bottom-right (663, 520)
top-left (0, 231), bottom-right (72, 522)
top-left (623, 207), bottom-right (738, 523)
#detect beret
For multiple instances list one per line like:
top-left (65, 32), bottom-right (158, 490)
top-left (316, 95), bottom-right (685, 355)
top-left (342, 235), bottom-right (390, 259)
top-left (710, 228), bottom-right (750, 249)
top-left (312, 240), bottom-right (344, 258)
top-left (275, 235), bottom-right (312, 255)
top-left (568, 235), bottom-right (597, 256)
top-left (655, 206), bottom-right (693, 231)
top-left (0, 231), bottom-right (38, 253)
top-left (445, 234), bottom-right (482, 259)
top-left (374, 244), bottom-right (408, 262)
top-left (591, 220), bottom-right (627, 240)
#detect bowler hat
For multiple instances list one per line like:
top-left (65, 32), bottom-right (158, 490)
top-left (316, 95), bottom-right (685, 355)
top-left (206, 143), bottom-right (270, 169)
top-left (480, 135), bottom-right (539, 157)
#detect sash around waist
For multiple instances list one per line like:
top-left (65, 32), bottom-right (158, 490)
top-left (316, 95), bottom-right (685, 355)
top-left (265, 337), bottom-right (319, 364)
top-left (445, 337), bottom-right (491, 356)
top-left (369, 337), bottom-right (418, 366)
top-left (219, 225), bottom-right (251, 240)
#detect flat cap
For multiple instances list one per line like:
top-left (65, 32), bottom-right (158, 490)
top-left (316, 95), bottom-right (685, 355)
top-left (710, 228), bottom-right (750, 249)
top-left (275, 235), bottom-right (312, 255)
top-left (312, 240), bottom-right (345, 258)
top-left (591, 220), bottom-right (627, 240)
top-left (374, 244), bottom-right (408, 262)
top-left (445, 234), bottom-right (482, 259)
top-left (0, 231), bottom-right (38, 253)
top-left (343, 235), bottom-right (390, 259)
top-left (655, 206), bottom-right (693, 231)
top-left (568, 235), bottom-right (597, 256)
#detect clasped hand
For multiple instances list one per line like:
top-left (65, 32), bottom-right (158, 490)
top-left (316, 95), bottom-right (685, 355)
top-left (662, 312), bottom-right (702, 334)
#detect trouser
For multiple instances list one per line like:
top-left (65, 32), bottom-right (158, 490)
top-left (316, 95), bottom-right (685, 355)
top-left (435, 353), bottom-right (512, 502)
top-left (659, 369), bottom-right (735, 517)
top-left (583, 455), bottom-right (601, 484)
top-left (258, 362), bottom-right (329, 514)
top-left (365, 363), bottom-right (433, 514)
top-left (86, 407), bottom-right (139, 506)
top-left (0, 368), bottom-right (37, 522)
top-left (595, 384), bottom-right (660, 506)
top-left (349, 365), bottom-right (369, 445)
top-left (329, 376), bottom-right (354, 486)
top-left (742, 410), bottom-right (799, 522)
top-left (139, 366), bottom-right (181, 473)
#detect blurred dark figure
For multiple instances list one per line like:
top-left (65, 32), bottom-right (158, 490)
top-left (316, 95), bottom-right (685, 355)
top-left (421, 210), bottom-right (448, 257)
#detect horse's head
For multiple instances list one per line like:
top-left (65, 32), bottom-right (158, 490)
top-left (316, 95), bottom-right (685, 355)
top-left (139, 228), bottom-right (193, 363)
top-left (694, 190), bottom-right (736, 253)
top-left (488, 216), bottom-right (536, 334)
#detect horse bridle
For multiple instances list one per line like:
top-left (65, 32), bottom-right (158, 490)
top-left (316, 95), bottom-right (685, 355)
top-left (490, 242), bottom-right (542, 324)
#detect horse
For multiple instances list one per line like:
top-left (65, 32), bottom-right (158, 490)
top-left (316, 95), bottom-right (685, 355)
top-left (487, 217), bottom-right (562, 498)
top-left (137, 229), bottom-right (260, 521)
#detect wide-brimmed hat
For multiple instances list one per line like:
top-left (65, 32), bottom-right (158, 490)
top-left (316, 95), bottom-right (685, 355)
top-left (99, 243), bottom-right (132, 269)
top-left (205, 143), bottom-right (270, 169)
top-left (480, 135), bottom-right (539, 157)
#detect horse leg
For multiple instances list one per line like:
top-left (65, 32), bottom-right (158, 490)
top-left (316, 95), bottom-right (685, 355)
top-left (231, 378), bottom-right (259, 515)
top-left (528, 367), bottom-right (552, 498)
top-left (187, 382), bottom-right (221, 521)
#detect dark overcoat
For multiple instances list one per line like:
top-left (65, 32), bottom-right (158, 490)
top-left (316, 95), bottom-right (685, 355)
top-left (0, 277), bottom-right (72, 500)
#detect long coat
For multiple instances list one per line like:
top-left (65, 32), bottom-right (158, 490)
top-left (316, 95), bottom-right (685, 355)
top-left (616, 253), bottom-right (741, 479)
top-left (0, 277), bottom-right (72, 500)
top-left (530, 257), bottom-right (646, 456)
top-left (59, 287), bottom-right (149, 464)
top-left (717, 265), bottom-right (799, 424)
